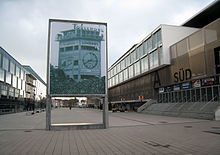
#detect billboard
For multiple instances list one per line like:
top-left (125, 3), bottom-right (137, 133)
top-left (47, 19), bottom-right (107, 96)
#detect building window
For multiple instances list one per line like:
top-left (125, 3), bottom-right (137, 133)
top-left (141, 56), bottom-right (149, 72)
top-left (136, 45), bottom-right (143, 59)
top-left (59, 48), bottom-right (64, 52)
top-left (112, 76), bottom-right (115, 86)
top-left (144, 37), bottom-right (152, 53)
top-left (128, 65), bottom-right (134, 78)
top-left (123, 68), bottom-right (128, 81)
top-left (16, 66), bottom-right (20, 77)
top-left (116, 63), bottom-right (120, 73)
top-left (6, 72), bottom-right (12, 85)
top-left (21, 69), bottom-right (24, 80)
top-left (153, 29), bottom-right (162, 48)
top-left (130, 51), bottom-right (136, 63)
top-left (0, 68), bottom-right (5, 82)
top-left (119, 71), bottom-right (123, 83)
top-left (115, 74), bottom-right (119, 85)
top-left (10, 62), bottom-right (15, 75)
top-left (125, 55), bottom-right (130, 67)
top-left (113, 67), bottom-right (116, 76)
top-left (3, 56), bottom-right (9, 71)
top-left (74, 45), bottom-right (79, 50)
top-left (12, 75), bottom-right (17, 88)
top-left (18, 78), bottom-right (21, 90)
top-left (134, 61), bottom-right (141, 76)
top-left (9, 87), bottom-right (14, 97)
top-left (74, 60), bottom-right (78, 65)
top-left (65, 46), bottom-right (73, 51)
top-left (22, 80), bottom-right (25, 91)
top-left (74, 75), bottom-right (78, 79)
top-left (1, 84), bottom-right (8, 96)
top-left (149, 50), bottom-right (159, 69)
top-left (120, 59), bottom-right (125, 70)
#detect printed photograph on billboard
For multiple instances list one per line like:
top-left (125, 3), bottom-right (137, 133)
top-left (47, 19), bottom-right (107, 96)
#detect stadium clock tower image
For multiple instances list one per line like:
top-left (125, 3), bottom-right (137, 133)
top-left (56, 24), bottom-right (104, 81)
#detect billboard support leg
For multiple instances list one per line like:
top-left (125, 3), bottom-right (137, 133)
top-left (46, 96), bottom-right (51, 130)
top-left (103, 96), bottom-right (109, 128)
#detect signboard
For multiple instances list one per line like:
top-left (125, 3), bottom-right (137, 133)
top-left (182, 82), bottom-right (190, 90)
top-left (139, 96), bottom-right (144, 100)
top-left (192, 79), bottom-right (201, 88)
top-left (159, 88), bottom-right (164, 93)
top-left (166, 86), bottom-right (172, 92)
top-left (202, 77), bottom-right (215, 86)
top-left (173, 84), bottom-right (180, 91)
top-left (47, 19), bottom-right (107, 96)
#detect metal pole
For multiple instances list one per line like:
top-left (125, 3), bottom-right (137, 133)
top-left (103, 97), bottom-right (109, 128)
top-left (46, 96), bottom-right (51, 130)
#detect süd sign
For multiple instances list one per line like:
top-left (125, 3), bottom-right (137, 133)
top-left (174, 68), bottom-right (192, 82)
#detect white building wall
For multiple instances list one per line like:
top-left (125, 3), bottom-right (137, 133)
top-left (35, 80), bottom-right (46, 101)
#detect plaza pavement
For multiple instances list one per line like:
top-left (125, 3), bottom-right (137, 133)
top-left (0, 108), bottom-right (220, 154)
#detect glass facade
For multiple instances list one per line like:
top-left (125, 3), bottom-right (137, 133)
top-left (119, 71), bottom-right (123, 83)
top-left (10, 61), bottom-right (15, 74)
top-left (129, 65), bottom-right (134, 78)
top-left (0, 68), bottom-right (4, 82)
top-left (144, 37), bottom-right (152, 53)
top-left (3, 56), bottom-right (9, 71)
top-left (16, 66), bottom-right (20, 77)
top-left (125, 55), bottom-right (130, 67)
top-left (0, 54), bottom-right (1, 67)
top-left (149, 50), bottom-right (159, 69)
top-left (130, 51), bottom-right (136, 63)
top-left (108, 28), bottom-right (163, 88)
top-left (141, 56), bottom-right (149, 72)
top-left (6, 72), bottom-right (11, 84)
top-left (13, 75), bottom-right (17, 88)
top-left (134, 61), bottom-right (141, 76)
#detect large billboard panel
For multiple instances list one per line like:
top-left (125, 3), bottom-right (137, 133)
top-left (47, 19), bottom-right (107, 96)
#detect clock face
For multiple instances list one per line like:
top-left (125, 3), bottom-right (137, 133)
top-left (82, 52), bottom-right (98, 69)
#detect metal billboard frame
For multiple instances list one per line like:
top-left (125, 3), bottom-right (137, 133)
top-left (46, 19), bottom-right (108, 130)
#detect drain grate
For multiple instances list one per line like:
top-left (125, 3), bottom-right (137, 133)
top-left (184, 126), bottom-right (192, 128)
top-left (159, 121), bottom-right (168, 123)
top-left (24, 130), bottom-right (32, 132)
top-left (144, 141), bottom-right (170, 148)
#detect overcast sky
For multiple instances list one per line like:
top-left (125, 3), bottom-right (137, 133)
top-left (0, 0), bottom-right (215, 82)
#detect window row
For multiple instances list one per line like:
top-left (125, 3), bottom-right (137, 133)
top-left (108, 47), bottom-right (163, 87)
top-left (0, 54), bottom-right (25, 80)
top-left (59, 45), bottom-right (99, 52)
top-left (1, 84), bottom-right (25, 98)
top-left (0, 68), bottom-right (25, 91)
top-left (108, 29), bottom-right (162, 78)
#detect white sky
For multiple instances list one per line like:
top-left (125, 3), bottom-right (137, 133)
top-left (0, 0), bottom-right (215, 82)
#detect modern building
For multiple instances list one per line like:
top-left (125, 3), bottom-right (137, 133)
top-left (23, 65), bottom-right (46, 101)
top-left (0, 47), bottom-right (46, 114)
top-left (56, 24), bottom-right (103, 81)
top-left (108, 0), bottom-right (220, 115)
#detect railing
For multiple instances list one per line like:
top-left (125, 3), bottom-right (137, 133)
top-left (200, 96), bottom-right (218, 111)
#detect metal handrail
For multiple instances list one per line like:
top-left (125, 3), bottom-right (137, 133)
top-left (200, 96), bottom-right (217, 110)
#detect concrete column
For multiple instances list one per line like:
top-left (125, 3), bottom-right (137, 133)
top-left (103, 97), bottom-right (109, 129)
top-left (46, 96), bottom-right (51, 130)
